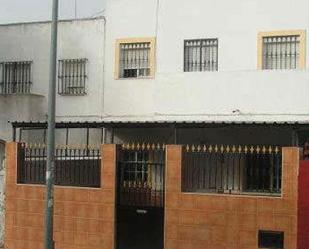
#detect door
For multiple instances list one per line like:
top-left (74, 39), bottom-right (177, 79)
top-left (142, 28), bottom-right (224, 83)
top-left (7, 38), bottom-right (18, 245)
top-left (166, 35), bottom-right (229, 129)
top-left (116, 144), bottom-right (165, 249)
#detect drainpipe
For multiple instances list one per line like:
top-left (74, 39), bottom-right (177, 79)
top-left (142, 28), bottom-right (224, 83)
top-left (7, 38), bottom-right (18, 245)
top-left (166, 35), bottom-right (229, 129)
top-left (101, 16), bottom-right (107, 117)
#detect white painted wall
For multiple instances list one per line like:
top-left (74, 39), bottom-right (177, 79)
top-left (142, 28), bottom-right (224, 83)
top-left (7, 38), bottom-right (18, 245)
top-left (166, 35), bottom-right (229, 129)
top-left (1, 1), bottom-right (309, 141)
top-left (0, 18), bottom-right (105, 141)
top-left (103, 0), bottom-right (309, 123)
top-left (0, 95), bottom-right (46, 141)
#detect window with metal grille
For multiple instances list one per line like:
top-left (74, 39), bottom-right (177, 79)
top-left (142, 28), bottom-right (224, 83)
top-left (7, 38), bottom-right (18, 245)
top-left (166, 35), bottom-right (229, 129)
top-left (0, 61), bottom-right (32, 94)
top-left (262, 35), bottom-right (300, 70)
top-left (258, 231), bottom-right (284, 249)
top-left (184, 39), bottom-right (218, 72)
top-left (58, 59), bottom-right (87, 95)
top-left (119, 42), bottom-right (151, 78)
top-left (122, 151), bottom-right (149, 182)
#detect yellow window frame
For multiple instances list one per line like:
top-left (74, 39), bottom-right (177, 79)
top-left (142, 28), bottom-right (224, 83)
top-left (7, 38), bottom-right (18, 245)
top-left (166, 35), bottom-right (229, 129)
top-left (257, 30), bottom-right (306, 70)
top-left (114, 37), bottom-right (156, 79)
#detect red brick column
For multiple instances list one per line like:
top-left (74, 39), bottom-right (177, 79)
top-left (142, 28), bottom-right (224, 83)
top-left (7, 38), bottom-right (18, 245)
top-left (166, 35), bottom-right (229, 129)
top-left (5, 142), bottom-right (117, 249)
top-left (164, 145), bottom-right (182, 249)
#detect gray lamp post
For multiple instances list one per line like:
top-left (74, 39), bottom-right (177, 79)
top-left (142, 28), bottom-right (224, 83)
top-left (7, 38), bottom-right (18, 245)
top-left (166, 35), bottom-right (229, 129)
top-left (44, 0), bottom-right (59, 248)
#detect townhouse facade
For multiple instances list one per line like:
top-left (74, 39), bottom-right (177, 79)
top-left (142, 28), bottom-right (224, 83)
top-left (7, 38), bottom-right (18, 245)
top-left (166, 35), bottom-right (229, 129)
top-left (0, 0), bottom-right (308, 149)
top-left (0, 17), bottom-right (105, 247)
top-left (1, 0), bottom-right (309, 248)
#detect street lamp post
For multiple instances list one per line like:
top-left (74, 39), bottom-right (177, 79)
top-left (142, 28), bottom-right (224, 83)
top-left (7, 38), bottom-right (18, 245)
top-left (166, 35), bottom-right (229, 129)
top-left (44, 0), bottom-right (59, 248)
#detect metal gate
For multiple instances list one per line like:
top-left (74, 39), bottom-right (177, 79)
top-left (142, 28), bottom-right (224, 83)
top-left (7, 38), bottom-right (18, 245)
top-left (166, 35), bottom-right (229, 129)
top-left (117, 144), bottom-right (165, 208)
top-left (116, 143), bottom-right (165, 249)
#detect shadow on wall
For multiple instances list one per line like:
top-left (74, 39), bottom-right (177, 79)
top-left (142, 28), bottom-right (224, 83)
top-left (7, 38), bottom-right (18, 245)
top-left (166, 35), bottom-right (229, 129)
top-left (0, 141), bottom-right (5, 248)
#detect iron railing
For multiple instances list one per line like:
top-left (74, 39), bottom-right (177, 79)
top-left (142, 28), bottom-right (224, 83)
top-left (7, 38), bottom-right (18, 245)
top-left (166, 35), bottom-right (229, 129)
top-left (117, 143), bottom-right (165, 208)
top-left (17, 143), bottom-right (101, 188)
top-left (58, 59), bottom-right (87, 95)
top-left (182, 145), bottom-right (282, 195)
top-left (0, 61), bottom-right (32, 94)
top-left (184, 39), bottom-right (218, 72)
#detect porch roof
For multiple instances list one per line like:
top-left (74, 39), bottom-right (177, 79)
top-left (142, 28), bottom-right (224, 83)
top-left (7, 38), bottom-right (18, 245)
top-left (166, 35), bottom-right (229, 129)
top-left (10, 120), bottom-right (306, 129)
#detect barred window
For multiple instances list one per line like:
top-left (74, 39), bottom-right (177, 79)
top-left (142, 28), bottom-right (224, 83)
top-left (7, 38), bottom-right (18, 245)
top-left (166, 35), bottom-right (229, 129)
top-left (262, 35), bottom-right (300, 70)
top-left (58, 59), bottom-right (87, 95)
top-left (0, 61), bottom-right (32, 94)
top-left (119, 42), bottom-right (151, 78)
top-left (184, 39), bottom-right (218, 72)
top-left (122, 151), bottom-right (149, 182)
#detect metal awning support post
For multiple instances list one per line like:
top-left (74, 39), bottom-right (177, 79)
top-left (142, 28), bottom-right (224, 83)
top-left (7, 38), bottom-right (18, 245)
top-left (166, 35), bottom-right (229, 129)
top-left (44, 0), bottom-right (59, 249)
top-left (174, 125), bottom-right (178, 144)
top-left (12, 127), bottom-right (16, 142)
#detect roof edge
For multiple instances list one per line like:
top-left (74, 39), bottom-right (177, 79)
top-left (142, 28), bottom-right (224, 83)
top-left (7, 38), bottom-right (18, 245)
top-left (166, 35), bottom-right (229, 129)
top-left (0, 16), bottom-right (105, 27)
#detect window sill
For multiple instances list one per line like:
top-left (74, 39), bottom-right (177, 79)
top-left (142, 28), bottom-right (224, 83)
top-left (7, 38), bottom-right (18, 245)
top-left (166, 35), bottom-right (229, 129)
top-left (0, 92), bottom-right (44, 97)
top-left (58, 93), bottom-right (87, 96)
top-left (183, 70), bottom-right (219, 73)
top-left (258, 68), bottom-right (305, 72)
top-left (115, 76), bottom-right (155, 80)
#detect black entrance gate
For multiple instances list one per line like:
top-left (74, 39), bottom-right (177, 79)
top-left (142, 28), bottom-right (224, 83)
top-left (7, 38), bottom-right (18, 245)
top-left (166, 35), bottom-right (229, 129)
top-left (116, 144), bottom-right (165, 249)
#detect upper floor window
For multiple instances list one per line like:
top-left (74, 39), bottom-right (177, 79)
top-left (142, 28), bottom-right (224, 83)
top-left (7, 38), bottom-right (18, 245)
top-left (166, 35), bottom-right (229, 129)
top-left (0, 61), bottom-right (32, 95)
top-left (184, 39), bottom-right (218, 72)
top-left (115, 38), bottom-right (156, 79)
top-left (58, 58), bottom-right (87, 95)
top-left (258, 30), bottom-right (306, 70)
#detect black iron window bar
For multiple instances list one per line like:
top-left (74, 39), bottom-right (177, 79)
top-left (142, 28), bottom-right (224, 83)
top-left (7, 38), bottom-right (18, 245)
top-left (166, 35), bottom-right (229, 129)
top-left (184, 39), bottom-right (218, 72)
top-left (0, 61), bottom-right (32, 94)
top-left (119, 42), bottom-right (151, 78)
top-left (17, 143), bottom-right (101, 188)
top-left (117, 143), bottom-right (165, 208)
top-left (182, 144), bottom-right (282, 195)
top-left (58, 58), bottom-right (87, 95)
top-left (262, 35), bottom-right (300, 70)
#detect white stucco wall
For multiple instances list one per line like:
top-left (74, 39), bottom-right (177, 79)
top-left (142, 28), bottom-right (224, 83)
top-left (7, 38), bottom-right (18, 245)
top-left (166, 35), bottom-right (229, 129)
top-left (0, 18), bottom-right (105, 141)
top-left (1, 1), bottom-right (309, 130)
top-left (103, 0), bottom-right (309, 123)
top-left (0, 95), bottom-right (46, 141)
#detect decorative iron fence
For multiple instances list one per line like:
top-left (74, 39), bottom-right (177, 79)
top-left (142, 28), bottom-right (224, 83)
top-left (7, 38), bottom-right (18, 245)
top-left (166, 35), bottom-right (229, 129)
top-left (182, 145), bottom-right (282, 195)
top-left (117, 143), bottom-right (165, 208)
top-left (17, 143), bottom-right (101, 188)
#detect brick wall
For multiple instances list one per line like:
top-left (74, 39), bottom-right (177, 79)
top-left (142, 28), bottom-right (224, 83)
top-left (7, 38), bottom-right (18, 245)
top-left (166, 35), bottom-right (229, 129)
top-left (0, 142), bottom-right (6, 248)
top-left (298, 160), bottom-right (309, 249)
top-left (165, 145), bottom-right (299, 249)
top-left (5, 143), bottom-right (116, 249)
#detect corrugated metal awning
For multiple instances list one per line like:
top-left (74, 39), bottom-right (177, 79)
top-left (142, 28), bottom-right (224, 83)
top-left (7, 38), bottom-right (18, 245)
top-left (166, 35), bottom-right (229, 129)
top-left (10, 120), bottom-right (307, 129)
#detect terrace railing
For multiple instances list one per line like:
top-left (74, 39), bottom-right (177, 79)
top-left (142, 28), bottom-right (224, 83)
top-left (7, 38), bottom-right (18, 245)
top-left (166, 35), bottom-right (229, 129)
top-left (17, 143), bottom-right (101, 188)
top-left (182, 144), bottom-right (282, 195)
